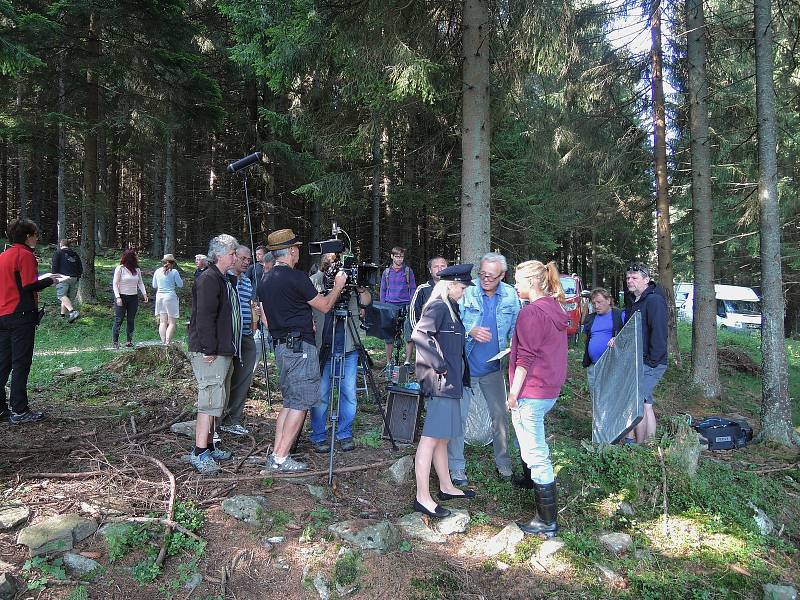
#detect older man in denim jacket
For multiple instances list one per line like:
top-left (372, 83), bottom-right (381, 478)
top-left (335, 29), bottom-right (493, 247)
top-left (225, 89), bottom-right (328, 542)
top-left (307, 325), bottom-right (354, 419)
top-left (448, 252), bottom-right (521, 485)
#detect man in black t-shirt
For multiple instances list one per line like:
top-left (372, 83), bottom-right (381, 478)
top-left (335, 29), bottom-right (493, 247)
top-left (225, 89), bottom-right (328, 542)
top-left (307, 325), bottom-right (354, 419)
top-left (258, 229), bottom-right (347, 473)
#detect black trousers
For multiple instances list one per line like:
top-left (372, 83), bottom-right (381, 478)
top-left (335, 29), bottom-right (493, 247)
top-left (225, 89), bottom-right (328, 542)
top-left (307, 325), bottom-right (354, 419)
top-left (112, 294), bottom-right (139, 343)
top-left (0, 311), bottom-right (37, 415)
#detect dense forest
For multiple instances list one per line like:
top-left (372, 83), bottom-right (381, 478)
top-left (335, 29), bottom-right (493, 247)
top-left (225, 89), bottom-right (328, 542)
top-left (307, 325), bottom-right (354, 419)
top-left (1, 0), bottom-right (797, 434)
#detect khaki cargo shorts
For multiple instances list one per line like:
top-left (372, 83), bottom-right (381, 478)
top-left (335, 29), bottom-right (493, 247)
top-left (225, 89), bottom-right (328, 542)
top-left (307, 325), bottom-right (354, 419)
top-left (189, 352), bottom-right (234, 417)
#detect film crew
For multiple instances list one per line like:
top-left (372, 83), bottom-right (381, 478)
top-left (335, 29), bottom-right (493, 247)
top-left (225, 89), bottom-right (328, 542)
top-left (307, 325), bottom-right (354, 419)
top-left (581, 287), bottom-right (624, 435)
top-left (0, 219), bottom-right (69, 424)
top-left (247, 245), bottom-right (267, 286)
top-left (450, 252), bottom-right (521, 486)
top-left (308, 253), bottom-right (372, 453)
top-left (219, 245), bottom-right (259, 436)
top-left (379, 246), bottom-right (416, 372)
top-left (112, 249), bottom-right (149, 349)
top-left (187, 234), bottom-right (241, 474)
top-left (51, 238), bottom-right (82, 323)
top-left (507, 260), bottom-right (568, 537)
top-left (621, 263), bottom-right (668, 443)
top-left (258, 229), bottom-right (347, 473)
top-left (411, 264), bottom-right (476, 519)
top-left (194, 254), bottom-right (209, 279)
top-left (152, 253), bottom-right (184, 346)
top-left (409, 256), bottom-right (448, 328)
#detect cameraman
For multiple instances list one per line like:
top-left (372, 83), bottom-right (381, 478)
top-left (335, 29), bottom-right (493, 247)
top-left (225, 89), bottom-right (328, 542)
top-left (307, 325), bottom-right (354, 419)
top-left (258, 230), bottom-right (347, 473)
top-left (309, 253), bottom-right (372, 452)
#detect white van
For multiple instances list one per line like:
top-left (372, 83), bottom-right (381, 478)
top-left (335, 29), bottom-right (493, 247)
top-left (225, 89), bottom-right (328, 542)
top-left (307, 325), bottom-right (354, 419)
top-left (674, 283), bottom-right (762, 333)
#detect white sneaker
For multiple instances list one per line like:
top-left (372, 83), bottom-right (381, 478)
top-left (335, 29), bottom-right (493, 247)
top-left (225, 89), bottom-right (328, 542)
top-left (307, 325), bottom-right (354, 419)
top-left (213, 431), bottom-right (222, 445)
top-left (219, 423), bottom-right (249, 436)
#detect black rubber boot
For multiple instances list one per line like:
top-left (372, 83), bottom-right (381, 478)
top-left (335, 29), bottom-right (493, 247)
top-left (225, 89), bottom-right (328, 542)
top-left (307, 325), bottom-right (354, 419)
top-left (511, 464), bottom-right (534, 490)
top-left (518, 480), bottom-right (558, 537)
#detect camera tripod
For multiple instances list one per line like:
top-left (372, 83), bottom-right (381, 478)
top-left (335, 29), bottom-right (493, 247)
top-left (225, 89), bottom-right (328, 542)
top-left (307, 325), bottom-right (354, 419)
top-left (321, 300), bottom-right (398, 486)
top-left (386, 306), bottom-right (409, 383)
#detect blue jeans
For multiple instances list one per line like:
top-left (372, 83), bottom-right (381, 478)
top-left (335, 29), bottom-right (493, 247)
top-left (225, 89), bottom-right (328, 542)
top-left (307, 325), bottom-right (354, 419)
top-left (510, 397), bottom-right (557, 485)
top-left (311, 351), bottom-right (358, 442)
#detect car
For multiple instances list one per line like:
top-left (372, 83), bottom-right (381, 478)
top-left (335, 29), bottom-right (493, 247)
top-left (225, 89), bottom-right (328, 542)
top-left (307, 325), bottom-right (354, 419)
top-left (560, 274), bottom-right (584, 343)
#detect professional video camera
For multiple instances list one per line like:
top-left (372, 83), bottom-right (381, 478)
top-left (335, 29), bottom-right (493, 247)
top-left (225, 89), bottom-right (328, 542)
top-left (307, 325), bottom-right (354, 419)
top-left (310, 223), bottom-right (379, 293)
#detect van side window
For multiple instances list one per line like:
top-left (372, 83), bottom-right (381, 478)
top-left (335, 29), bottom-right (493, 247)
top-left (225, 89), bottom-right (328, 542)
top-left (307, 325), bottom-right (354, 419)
top-left (716, 299), bottom-right (726, 318)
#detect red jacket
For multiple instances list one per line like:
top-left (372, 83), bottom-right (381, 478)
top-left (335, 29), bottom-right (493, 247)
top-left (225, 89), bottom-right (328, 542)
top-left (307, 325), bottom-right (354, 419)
top-left (0, 243), bottom-right (53, 317)
top-left (509, 296), bottom-right (569, 399)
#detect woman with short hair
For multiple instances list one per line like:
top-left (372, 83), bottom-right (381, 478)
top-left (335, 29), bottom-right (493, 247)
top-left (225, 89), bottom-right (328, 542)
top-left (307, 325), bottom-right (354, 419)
top-left (411, 264), bottom-right (476, 518)
top-left (0, 219), bottom-right (67, 424)
top-left (152, 254), bottom-right (183, 345)
top-left (507, 260), bottom-right (568, 537)
top-left (112, 249), bottom-right (148, 349)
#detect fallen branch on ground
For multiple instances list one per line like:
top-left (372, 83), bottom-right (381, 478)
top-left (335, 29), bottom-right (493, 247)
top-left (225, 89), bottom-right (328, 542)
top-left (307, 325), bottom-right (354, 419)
top-left (208, 458), bottom-right (397, 483)
top-left (133, 455), bottom-right (177, 568)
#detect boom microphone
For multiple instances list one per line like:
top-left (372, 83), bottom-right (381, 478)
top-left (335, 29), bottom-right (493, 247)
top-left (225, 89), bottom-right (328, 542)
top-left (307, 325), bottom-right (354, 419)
top-left (227, 152), bottom-right (263, 173)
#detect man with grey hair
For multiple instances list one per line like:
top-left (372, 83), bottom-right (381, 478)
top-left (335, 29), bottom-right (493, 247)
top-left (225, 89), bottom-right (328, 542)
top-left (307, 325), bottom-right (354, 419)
top-left (258, 229), bottom-right (347, 473)
top-left (194, 254), bottom-right (209, 279)
top-left (187, 234), bottom-right (241, 474)
top-left (449, 252), bottom-right (521, 485)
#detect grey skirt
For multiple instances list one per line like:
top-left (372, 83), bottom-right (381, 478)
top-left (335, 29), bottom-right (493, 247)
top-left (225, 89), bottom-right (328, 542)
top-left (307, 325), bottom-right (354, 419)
top-left (421, 396), bottom-right (462, 439)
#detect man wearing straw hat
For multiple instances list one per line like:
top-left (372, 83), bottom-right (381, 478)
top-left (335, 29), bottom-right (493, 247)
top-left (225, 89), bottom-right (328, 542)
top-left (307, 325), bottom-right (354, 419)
top-left (258, 229), bottom-right (348, 473)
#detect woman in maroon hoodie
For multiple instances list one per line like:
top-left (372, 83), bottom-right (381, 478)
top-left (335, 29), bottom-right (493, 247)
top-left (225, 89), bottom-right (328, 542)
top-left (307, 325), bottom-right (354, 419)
top-left (507, 260), bottom-right (568, 537)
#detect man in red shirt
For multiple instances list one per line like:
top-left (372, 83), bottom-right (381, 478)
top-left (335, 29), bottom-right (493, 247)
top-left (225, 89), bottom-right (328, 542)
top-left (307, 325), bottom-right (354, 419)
top-left (0, 219), bottom-right (68, 424)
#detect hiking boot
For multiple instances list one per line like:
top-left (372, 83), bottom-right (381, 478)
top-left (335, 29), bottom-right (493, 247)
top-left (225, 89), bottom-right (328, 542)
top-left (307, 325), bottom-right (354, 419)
top-left (311, 440), bottom-right (330, 453)
top-left (450, 470), bottom-right (468, 486)
top-left (67, 310), bottom-right (80, 323)
top-left (9, 410), bottom-right (45, 425)
top-left (338, 438), bottom-right (356, 452)
top-left (189, 450), bottom-right (220, 475)
top-left (219, 423), bottom-right (249, 436)
top-left (210, 447), bottom-right (233, 461)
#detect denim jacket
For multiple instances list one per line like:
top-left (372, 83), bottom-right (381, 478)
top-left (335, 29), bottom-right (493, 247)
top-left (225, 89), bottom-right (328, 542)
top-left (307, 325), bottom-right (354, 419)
top-left (460, 280), bottom-right (521, 358)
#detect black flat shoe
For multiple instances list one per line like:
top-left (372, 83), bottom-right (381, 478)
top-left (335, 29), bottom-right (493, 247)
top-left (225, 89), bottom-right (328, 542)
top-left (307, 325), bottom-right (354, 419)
top-left (437, 489), bottom-right (476, 501)
top-left (413, 499), bottom-right (451, 518)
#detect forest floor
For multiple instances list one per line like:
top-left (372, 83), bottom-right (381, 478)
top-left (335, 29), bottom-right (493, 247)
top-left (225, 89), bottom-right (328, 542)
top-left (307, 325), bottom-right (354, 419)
top-left (1, 258), bottom-right (799, 600)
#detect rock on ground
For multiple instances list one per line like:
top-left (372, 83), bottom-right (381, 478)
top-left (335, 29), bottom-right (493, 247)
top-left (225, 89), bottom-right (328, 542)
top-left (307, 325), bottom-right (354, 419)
top-left (396, 513), bottom-right (446, 544)
top-left (313, 572), bottom-right (330, 600)
top-left (598, 532), bottom-right (633, 556)
top-left (221, 495), bottom-right (268, 525)
top-left (763, 584), bottom-right (798, 600)
top-left (328, 520), bottom-right (399, 552)
top-left (0, 506), bottom-right (30, 530)
top-left (538, 538), bottom-right (566, 561)
top-left (62, 553), bottom-right (102, 577)
top-left (17, 514), bottom-right (97, 557)
top-left (434, 509), bottom-right (470, 536)
top-left (307, 485), bottom-right (327, 501)
top-left (388, 455), bottom-right (414, 484)
top-left (485, 523), bottom-right (524, 557)
top-left (666, 419), bottom-right (701, 477)
top-left (170, 421), bottom-right (196, 437)
top-left (0, 574), bottom-right (16, 600)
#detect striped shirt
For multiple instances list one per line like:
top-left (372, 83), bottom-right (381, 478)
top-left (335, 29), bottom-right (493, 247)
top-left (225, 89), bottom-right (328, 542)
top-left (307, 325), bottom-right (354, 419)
top-left (236, 274), bottom-right (253, 337)
top-left (227, 279), bottom-right (242, 358)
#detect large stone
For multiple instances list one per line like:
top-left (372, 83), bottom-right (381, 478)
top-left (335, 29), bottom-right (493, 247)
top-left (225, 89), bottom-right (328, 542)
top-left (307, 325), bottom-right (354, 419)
top-left (170, 421), bottom-right (196, 437)
top-left (58, 366), bottom-right (83, 377)
top-left (313, 572), bottom-right (330, 600)
top-left (0, 574), bottom-right (16, 600)
top-left (763, 584), bottom-right (798, 600)
top-left (62, 553), bottom-right (102, 577)
top-left (0, 505), bottom-right (29, 530)
top-left (538, 538), bottom-right (566, 561)
top-left (184, 572), bottom-right (203, 592)
top-left (595, 563), bottom-right (623, 584)
top-left (484, 523), bottom-right (525, 557)
top-left (221, 495), bottom-right (268, 525)
top-left (388, 455), bottom-right (415, 485)
top-left (328, 519), bottom-right (399, 552)
top-left (434, 509), bottom-right (470, 536)
top-left (599, 532), bottom-right (633, 556)
top-left (17, 514), bottom-right (97, 556)
top-left (748, 502), bottom-right (775, 536)
top-left (666, 420), bottom-right (701, 477)
top-left (396, 513), bottom-right (446, 544)
top-left (307, 485), bottom-right (327, 501)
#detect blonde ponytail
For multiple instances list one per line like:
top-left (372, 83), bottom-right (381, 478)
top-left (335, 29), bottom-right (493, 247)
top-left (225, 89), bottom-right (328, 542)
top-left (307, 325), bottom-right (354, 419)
top-left (516, 259), bottom-right (565, 302)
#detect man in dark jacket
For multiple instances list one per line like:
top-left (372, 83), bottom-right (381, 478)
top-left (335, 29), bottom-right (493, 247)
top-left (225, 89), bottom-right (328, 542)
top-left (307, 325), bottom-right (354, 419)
top-left (409, 256), bottom-right (448, 329)
top-left (623, 263), bottom-right (668, 442)
top-left (51, 239), bottom-right (82, 322)
top-left (187, 234), bottom-right (240, 474)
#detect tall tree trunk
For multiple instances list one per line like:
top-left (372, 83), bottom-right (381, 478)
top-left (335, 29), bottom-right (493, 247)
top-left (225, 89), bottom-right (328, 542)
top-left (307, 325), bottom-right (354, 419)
top-left (108, 145), bottom-right (119, 248)
top-left (0, 137), bottom-right (7, 236)
top-left (163, 131), bottom-right (176, 254)
top-left (151, 157), bottom-right (164, 257)
top-left (57, 60), bottom-right (67, 242)
top-left (370, 121), bottom-right (382, 264)
top-left (686, 0), bottom-right (721, 397)
top-left (461, 0), bottom-right (491, 268)
top-left (79, 12), bottom-right (99, 303)
top-left (651, 0), bottom-right (681, 368)
top-left (591, 230), bottom-right (598, 288)
top-left (754, 0), bottom-right (794, 445)
top-left (30, 157), bottom-right (41, 227)
top-left (96, 129), bottom-right (107, 250)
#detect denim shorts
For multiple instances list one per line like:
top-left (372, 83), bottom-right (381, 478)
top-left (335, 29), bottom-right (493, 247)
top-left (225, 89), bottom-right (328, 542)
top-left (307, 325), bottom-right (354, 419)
top-left (642, 363), bottom-right (667, 404)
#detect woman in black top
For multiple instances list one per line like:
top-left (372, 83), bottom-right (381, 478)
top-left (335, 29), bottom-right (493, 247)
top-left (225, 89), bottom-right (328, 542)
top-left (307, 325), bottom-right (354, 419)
top-left (411, 264), bottom-right (475, 518)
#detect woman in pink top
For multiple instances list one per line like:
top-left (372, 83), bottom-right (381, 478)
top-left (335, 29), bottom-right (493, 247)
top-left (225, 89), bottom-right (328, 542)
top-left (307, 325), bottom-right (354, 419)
top-left (507, 260), bottom-right (568, 537)
top-left (112, 249), bottom-right (149, 349)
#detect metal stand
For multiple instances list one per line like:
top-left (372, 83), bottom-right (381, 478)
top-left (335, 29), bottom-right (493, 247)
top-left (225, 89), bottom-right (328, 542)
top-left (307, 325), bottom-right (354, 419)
top-left (323, 301), bottom-right (398, 486)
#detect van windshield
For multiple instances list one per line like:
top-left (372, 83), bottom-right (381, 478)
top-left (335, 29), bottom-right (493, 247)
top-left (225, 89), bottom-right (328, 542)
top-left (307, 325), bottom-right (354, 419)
top-left (723, 299), bottom-right (760, 315)
top-left (560, 277), bottom-right (577, 296)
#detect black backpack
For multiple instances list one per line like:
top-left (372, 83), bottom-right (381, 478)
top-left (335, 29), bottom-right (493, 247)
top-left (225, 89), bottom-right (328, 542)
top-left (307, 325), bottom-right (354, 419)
top-left (693, 416), bottom-right (753, 450)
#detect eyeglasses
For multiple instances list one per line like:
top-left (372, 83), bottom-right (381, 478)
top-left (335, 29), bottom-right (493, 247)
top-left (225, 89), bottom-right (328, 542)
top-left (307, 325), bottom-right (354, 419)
top-left (478, 272), bottom-right (502, 281)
